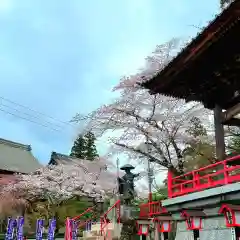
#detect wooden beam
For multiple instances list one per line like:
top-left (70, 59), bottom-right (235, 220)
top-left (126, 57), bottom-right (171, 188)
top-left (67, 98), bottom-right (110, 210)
top-left (214, 105), bottom-right (225, 160)
top-left (222, 103), bottom-right (240, 122)
top-left (223, 117), bottom-right (240, 127)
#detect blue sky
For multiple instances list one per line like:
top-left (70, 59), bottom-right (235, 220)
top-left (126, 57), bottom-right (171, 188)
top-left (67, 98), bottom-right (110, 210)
top-left (0, 0), bottom-right (220, 164)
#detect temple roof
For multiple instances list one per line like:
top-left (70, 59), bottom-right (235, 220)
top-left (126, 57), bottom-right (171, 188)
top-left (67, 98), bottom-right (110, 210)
top-left (142, 0), bottom-right (240, 110)
top-left (49, 151), bottom-right (115, 181)
top-left (0, 138), bottom-right (41, 173)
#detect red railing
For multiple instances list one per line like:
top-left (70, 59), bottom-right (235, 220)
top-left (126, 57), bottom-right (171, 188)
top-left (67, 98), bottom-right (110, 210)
top-left (100, 199), bottom-right (121, 236)
top-left (77, 218), bottom-right (94, 229)
top-left (72, 207), bottom-right (94, 221)
top-left (65, 206), bottom-right (95, 240)
top-left (139, 201), bottom-right (167, 218)
top-left (168, 155), bottom-right (240, 198)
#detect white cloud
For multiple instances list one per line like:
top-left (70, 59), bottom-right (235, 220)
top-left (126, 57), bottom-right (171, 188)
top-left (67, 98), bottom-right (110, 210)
top-left (0, 0), bottom-right (14, 13)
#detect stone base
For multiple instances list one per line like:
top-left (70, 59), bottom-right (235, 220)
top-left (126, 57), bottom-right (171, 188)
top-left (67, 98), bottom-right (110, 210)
top-left (120, 205), bottom-right (138, 221)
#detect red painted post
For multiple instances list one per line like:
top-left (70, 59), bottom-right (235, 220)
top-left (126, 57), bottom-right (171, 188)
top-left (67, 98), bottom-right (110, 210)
top-left (148, 192), bottom-right (152, 217)
top-left (193, 171), bottom-right (196, 188)
top-left (167, 170), bottom-right (173, 198)
top-left (193, 171), bottom-right (200, 190)
top-left (148, 192), bottom-right (152, 202)
top-left (223, 160), bottom-right (229, 184)
top-left (117, 201), bottom-right (121, 223)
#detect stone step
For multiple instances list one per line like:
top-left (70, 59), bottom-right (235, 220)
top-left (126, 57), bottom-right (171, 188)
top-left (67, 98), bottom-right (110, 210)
top-left (85, 236), bottom-right (105, 240)
top-left (91, 222), bottom-right (115, 231)
top-left (83, 223), bottom-right (122, 239)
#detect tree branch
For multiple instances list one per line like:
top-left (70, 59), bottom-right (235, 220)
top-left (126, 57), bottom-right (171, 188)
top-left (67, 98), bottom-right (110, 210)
top-left (114, 142), bottom-right (168, 167)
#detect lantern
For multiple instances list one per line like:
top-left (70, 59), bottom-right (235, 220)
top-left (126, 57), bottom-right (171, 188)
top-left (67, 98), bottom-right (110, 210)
top-left (218, 204), bottom-right (240, 227)
top-left (136, 220), bottom-right (151, 236)
top-left (181, 210), bottom-right (205, 230)
top-left (154, 215), bottom-right (172, 233)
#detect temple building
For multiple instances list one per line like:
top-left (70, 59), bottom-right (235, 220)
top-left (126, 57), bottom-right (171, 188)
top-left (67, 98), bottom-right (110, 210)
top-left (0, 138), bottom-right (41, 176)
top-left (136, 1), bottom-right (240, 240)
top-left (142, 0), bottom-right (240, 162)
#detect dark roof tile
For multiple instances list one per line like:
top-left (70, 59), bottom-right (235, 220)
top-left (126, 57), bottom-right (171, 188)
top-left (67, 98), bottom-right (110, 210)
top-left (0, 138), bottom-right (42, 173)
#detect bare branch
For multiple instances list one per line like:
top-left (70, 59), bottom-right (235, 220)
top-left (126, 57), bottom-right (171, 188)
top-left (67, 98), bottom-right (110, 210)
top-left (114, 142), bottom-right (168, 167)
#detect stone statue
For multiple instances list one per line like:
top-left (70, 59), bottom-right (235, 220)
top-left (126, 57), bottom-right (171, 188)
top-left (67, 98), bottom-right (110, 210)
top-left (118, 164), bottom-right (139, 205)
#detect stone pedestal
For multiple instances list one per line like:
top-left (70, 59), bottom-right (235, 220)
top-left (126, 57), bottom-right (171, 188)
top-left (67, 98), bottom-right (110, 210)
top-left (120, 205), bottom-right (139, 221)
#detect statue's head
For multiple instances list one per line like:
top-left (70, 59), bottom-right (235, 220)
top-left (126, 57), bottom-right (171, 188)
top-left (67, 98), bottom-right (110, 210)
top-left (120, 164), bottom-right (135, 173)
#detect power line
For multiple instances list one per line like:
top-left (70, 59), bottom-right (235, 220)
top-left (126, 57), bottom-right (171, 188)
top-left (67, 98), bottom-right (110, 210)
top-left (0, 103), bottom-right (64, 130)
top-left (0, 96), bottom-right (75, 128)
top-left (0, 95), bottom-right (79, 133)
top-left (0, 107), bottom-right (62, 132)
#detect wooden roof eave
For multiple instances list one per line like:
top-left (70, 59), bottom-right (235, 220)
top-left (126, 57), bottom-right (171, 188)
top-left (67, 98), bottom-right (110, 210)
top-left (181, 210), bottom-right (206, 218)
top-left (219, 203), bottom-right (240, 213)
top-left (142, 0), bottom-right (240, 94)
top-left (155, 215), bottom-right (173, 221)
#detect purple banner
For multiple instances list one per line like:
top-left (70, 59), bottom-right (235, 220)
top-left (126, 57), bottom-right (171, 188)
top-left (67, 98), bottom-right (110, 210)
top-left (5, 217), bottom-right (14, 240)
top-left (71, 220), bottom-right (78, 240)
top-left (47, 218), bottom-right (56, 240)
top-left (12, 219), bottom-right (17, 240)
top-left (85, 221), bottom-right (92, 231)
top-left (17, 217), bottom-right (24, 240)
top-left (35, 219), bottom-right (44, 240)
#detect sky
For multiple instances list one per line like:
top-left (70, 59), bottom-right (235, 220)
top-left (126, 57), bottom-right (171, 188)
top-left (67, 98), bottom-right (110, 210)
top-left (0, 0), bottom-right (220, 165)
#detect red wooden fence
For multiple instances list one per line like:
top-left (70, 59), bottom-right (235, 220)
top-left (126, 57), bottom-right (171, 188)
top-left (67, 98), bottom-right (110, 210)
top-left (168, 155), bottom-right (240, 198)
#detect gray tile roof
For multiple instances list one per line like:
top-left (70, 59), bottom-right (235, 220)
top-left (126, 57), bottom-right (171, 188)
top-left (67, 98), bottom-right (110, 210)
top-left (0, 138), bottom-right (42, 173)
top-left (49, 152), bottom-right (109, 172)
top-left (49, 152), bottom-right (117, 189)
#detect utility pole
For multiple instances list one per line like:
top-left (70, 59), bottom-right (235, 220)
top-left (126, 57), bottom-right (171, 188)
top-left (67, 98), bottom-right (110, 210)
top-left (116, 157), bottom-right (120, 201)
top-left (145, 138), bottom-right (153, 202)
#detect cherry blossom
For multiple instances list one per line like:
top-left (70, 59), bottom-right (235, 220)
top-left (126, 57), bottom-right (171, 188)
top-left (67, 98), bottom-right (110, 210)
top-left (72, 38), bottom-right (212, 177)
top-left (2, 159), bottom-right (118, 205)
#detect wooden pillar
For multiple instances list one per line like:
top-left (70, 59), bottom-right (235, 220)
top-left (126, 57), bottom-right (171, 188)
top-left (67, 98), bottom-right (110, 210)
top-left (214, 105), bottom-right (225, 160)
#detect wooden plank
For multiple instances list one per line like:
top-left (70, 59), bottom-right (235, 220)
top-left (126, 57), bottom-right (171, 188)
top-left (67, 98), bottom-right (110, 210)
top-left (214, 105), bottom-right (226, 160)
top-left (223, 103), bottom-right (240, 122)
top-left (223, 118), bottom-right (240, 126)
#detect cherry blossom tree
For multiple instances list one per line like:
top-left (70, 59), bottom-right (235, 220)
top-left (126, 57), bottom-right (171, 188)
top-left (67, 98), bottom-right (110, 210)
top-left (0, 159), bottom-right (120, 232)
top-left (3, 161), bottom-right (117, 205)
top-left (72, 38), bottom-right (212, 177)
top-left (0, 174), bottom-right (27, 221)
top-left (0, 156), bottom-right (147, 217)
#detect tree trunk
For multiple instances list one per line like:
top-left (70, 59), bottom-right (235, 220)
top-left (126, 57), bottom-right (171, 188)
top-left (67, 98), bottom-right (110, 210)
top-left (120, 220), bottom-right (137, 240)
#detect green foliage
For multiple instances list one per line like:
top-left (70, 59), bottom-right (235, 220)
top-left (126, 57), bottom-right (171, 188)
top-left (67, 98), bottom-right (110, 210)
top-left (70, 131), bottom-right (99, 160)
top-left (70, 135), bottom-right (86, 158)
top-left (186, 117), bottom-right (207, 138)
top-left (25, 197), bottom-right (92, 233)
top-left (183, 117), bottom-right (215, 172)
top-left (154, 186), bottom-right (168, 200)
top-left (228, 128), bottom-right (240, 154)
top-left (134, 186), bottom-right (167, 208)
top-left (84, 132), bottom-right (99, 160)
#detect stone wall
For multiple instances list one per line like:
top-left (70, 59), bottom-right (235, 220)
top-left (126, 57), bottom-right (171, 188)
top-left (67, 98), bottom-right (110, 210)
top-left (174, 216), bottom-right (234, 240)
top-left (175, 222), bottom-right (194, 240)
top-left (200, 217), bottom-right (234, 240)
